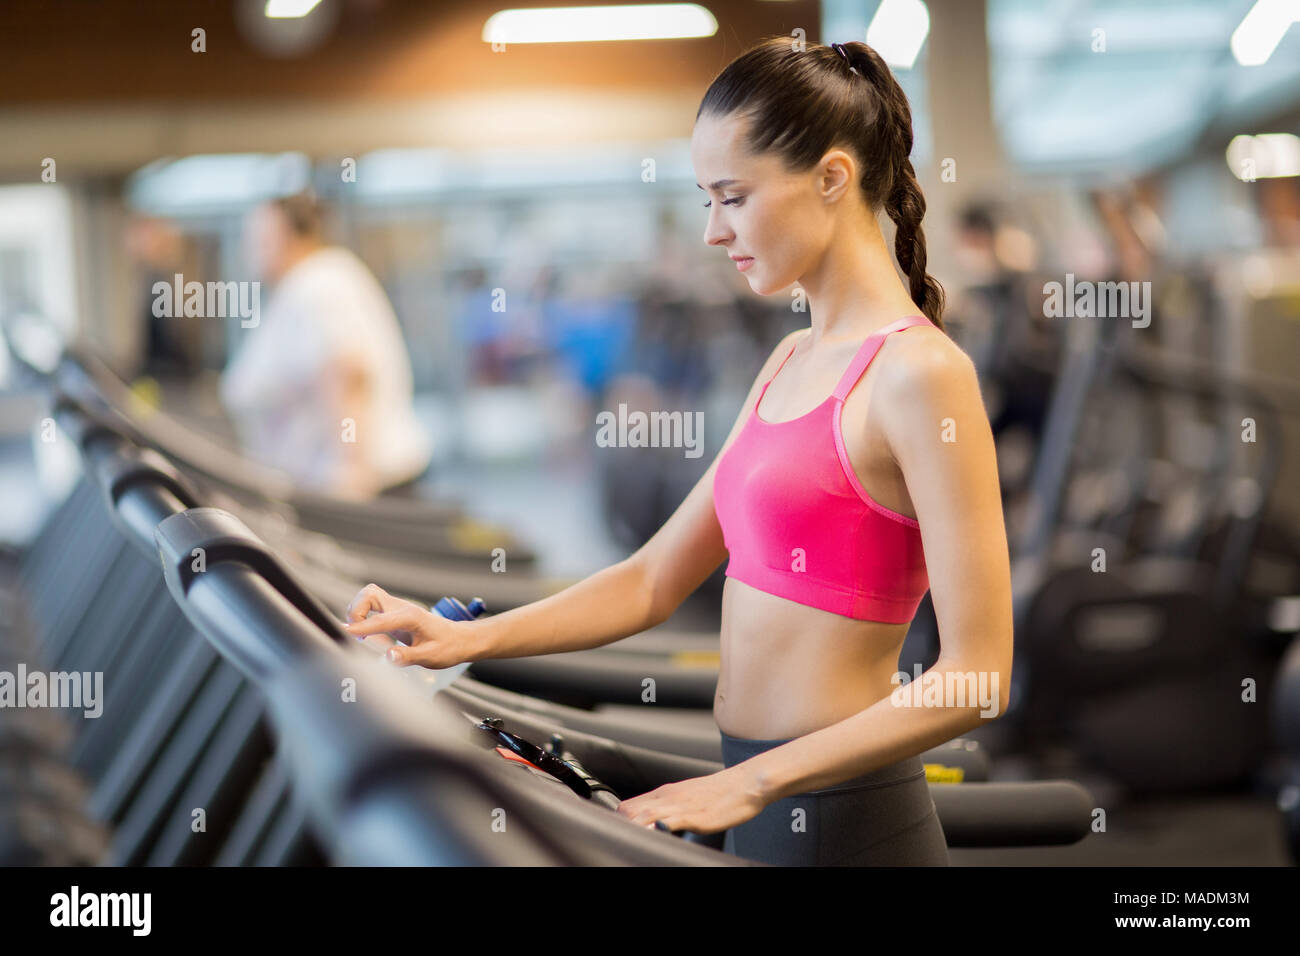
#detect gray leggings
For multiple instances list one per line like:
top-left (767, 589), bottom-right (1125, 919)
top-left (720, 731), bottom-right (951, 866)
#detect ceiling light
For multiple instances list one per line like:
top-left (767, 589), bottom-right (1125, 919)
top-left (866, 0), bottom-right (930, 69)
top-left (1230, 0), bottom-right (1300, 66)
top-left (483, 4), bottom-right (717, 44)
top-left (1226, 132), bottom-right (1300, 180)
top-left (265, 0), bottom-right (323, 17)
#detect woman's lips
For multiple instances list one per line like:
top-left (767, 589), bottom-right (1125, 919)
top-left (734, 257), bottom-right (754, 272)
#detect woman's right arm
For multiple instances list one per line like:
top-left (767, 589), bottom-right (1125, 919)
top-left (345, 328), bottom-right (806, 667)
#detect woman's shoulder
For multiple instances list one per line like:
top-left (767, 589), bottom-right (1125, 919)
top-left (878, 320), bottom-right (979, 403)
top-left (762, 325), bottom-right (812, 370)
top-left (779, 325), bottom-right (812, 351)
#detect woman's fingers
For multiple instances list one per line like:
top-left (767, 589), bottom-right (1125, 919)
top-left (387, 639), bottom-right (449, 669)
top-left (386, 643), bottom-right (414, 666)
top-left (341, 599), bottom-right (458, 668)
top-left (346, 583), bottom-right (390, 623)
top-left (345, 607), bottom-right (420, 638)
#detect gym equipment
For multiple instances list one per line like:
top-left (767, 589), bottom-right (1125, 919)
top-left (265, 651), bottom-right (750, 865)
top-left (255, 569), bottom-right (1100, 856)
top-left (46, 372), bottom-right (565, 614)
top-left (444, 673), bottom-right (992, 781)
top-left (1271, 635), bottom-right (1300, 864)
top-left (0, 549), bottom-right (111, 864)
top-left (468, 642), bottom-right (720, 709)
top-left (9, 337), bottom-right (1105, 866)
top-left (15, 402), bottom-right (334, 866)
top-left (153, 505), bottom-right (756, 864)
top-left (53, 351), bottom-right (536, 566)
top-left (1004, 316), bottom-right (1300, 794)
top-left (16, 398), bottom-right (758, 864)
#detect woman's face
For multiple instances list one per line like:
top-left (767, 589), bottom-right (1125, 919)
top-left (691, 111), bottom-right (846, 295)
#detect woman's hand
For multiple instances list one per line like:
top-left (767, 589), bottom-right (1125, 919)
top-left (614, 766), bottom-right (769, 835)
top-left (343, 583), bottom-right (481, 669)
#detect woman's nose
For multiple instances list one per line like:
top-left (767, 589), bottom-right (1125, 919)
top-left (703, 218), bottom-right (731, 247)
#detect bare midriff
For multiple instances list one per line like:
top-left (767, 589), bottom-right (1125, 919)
top-left (714, 578), bottom-right (911, 739)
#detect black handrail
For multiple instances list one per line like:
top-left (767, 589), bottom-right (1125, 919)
top-left (52, 395), bottom-right (201, 558)
top-left (155, 509), bottom-right (350, 684)
top-left (55, 350), bottom-right (464, 522)
top-left (263, 653), bottom-right (584, 866)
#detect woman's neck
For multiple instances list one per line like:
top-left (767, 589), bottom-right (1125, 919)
top-left (800, 217), bottom-right (918, 347)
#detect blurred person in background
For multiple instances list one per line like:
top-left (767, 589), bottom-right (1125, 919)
top-left (124, 216), bottom-right (203, 382)
top-left (946, 201), bottom-right (1054, 504)
top-left (454, 264), bottom-right (546, 386)
top-left (945, 203), bottom-right (1009, 371)
top-left (219, 191), bottom-right (432, 500)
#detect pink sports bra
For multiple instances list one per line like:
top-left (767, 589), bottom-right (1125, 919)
top-left (712, 315), bottom-right (932, 623)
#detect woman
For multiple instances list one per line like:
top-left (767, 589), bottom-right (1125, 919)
top-left (344, 37), bottom-right (1013, 866)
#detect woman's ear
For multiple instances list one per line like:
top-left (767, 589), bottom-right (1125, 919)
top-left (818, 148), bottom-right (858, 204)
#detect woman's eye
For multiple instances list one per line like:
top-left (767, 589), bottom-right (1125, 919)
top-left (703, 198), bottom-right (743, 208)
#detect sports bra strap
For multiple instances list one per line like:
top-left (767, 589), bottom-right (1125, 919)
top-left (832, 314), bottom-right (930, 401)
top-left (759, 338), bottom-right (800, 399)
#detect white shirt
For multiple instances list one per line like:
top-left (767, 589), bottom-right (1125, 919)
top-left (219, 246), bottom-right (432, 497)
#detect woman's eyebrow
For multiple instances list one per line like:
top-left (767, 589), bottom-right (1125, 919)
top-left (696, 179), bottom-right (740, 191)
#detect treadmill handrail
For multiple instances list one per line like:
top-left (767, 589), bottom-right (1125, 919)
top-left (55, 352), bottom-right (305, 502)
top-left (53, 399), bottom-right (201, 560)
top-left (155, 507), bottom-right (352, 660)
top-left (55, 349), bottom-right (464, 523)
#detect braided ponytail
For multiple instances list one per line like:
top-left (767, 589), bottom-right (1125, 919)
top-left (886, 161), bottom-right (946, 332)
top-left (838, 42), bottom-right (945, 331)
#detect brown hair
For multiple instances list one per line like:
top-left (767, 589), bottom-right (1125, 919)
top-left (271, 190), bottom-right (327, 242)
top-left (697, 36), bottom-right (946, 331)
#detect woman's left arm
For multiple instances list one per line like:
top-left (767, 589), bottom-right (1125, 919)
top-left (738, 335), bottom-right (1015, 802)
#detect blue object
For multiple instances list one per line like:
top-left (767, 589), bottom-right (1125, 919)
top-left (433, 596), bottom-right (487, 621)
top-left (545, 297), bottom-right (636, 394)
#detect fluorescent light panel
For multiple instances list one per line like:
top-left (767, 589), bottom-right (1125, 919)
top-left (866, 0), bottom-right (930, 69)
top-left (483, 4), bottom-right (717, 44)
top-left (1231, 0), bottom-right (1300, 66)
top-left (265, 0), bottom-right (324, 19)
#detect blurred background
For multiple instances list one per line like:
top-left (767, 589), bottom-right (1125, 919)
top-left (0, 0), bottom-right (1297, 581)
